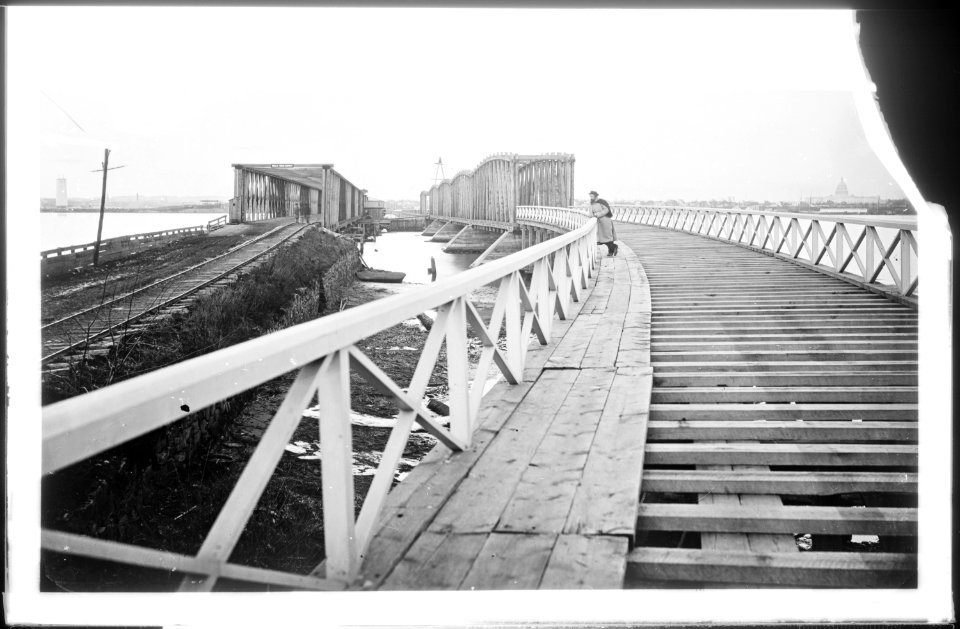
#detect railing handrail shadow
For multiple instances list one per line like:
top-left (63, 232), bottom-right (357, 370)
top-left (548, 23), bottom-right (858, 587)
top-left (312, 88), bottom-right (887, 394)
top-left (610, 204), bottom-right (918, 307)
top-left (42, 206), bottom-right (598, 591)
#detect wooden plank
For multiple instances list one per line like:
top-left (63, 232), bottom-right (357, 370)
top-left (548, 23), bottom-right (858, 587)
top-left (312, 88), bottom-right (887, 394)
top-left (651, 340), bottom-right (917, 352)
top-left (563, 368), bottom-right (652, 539)
top-left (427, 369), bottom-right (579, 534)
top-left (650, 386), bottom-right (916, 404)
top-left (625, 548), bottom-right (916, 588)
top-left (651, 349), bottom-right (919, 362)
top-left (651, 306), bottom-right (913, 315)
top-left (740, 486), bottom-right (799, 553)
top-left (459, 533), bottom-right (556, 590)
top-left (539, 534), bottom-right (629, 590)
top-left (652, 360), bottom-right (918, 373)
top-left (652, 372), bottom-right (918, 387)
top-left (399, 424), bottom-right (501, 515)
top-left (642, 469), bottom-right (918, 494)
top-left (380, 531), bottom-right (487, 590)
top-left (544, 313), bottom-right (602, 369)
top-left (652, 324), bottom-right (919, 334)
top-left (644, 443), bottom-right (917, 467)
top-left (581, 316), bottom-right (627, 368)
top-left (359, 423), bottom-right (506, 584)
top-left (645, 420), bottom-right (918, 442)
top-left (649, 403), bottom-right (917, 421)
top-left (497, 368), bottom-right (615, 534)
top-left (653, 298), bottom-right (896, 308)
top-left (581, 261), bottom-right (630, 368)
top-left (698, 464), bottom-right (748, 552)
top-left (652, 331), bottom-right (917, 341)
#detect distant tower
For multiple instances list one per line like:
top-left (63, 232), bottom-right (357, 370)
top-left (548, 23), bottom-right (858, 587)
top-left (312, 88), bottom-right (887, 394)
top-left (433, 157), bottom-right (446, 186)
top-left (56, 177), bottom-right (68, 207)
top-left (835, 177), bottom-right (849, 197)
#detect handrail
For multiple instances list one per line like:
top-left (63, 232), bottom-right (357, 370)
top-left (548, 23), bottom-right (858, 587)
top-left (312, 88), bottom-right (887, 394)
top-left (610, 204), bottom-right (918, 305)
top-left (207, 214), bottom-right (228, 231)
top-left (518, 205), bottom-right (592, 231)
top-left (40, 225), bottom-right (207, 259)
top-left (42, 207), bottom-right (598, 590)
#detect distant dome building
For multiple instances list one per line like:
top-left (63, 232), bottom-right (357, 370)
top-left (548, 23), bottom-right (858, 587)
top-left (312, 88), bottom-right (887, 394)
top-left (834, 177), bottom-right (849, 197)
top-left (810, 177), bottom-right (879, 210)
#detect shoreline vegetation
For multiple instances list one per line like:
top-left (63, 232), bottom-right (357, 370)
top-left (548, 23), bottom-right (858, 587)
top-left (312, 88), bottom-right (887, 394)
top-left (41, 225), bottom-right (489, 591)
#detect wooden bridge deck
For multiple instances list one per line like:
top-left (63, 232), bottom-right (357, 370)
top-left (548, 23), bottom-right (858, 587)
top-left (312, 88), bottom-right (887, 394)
top-left (358, 222), bottom-right (918, 590)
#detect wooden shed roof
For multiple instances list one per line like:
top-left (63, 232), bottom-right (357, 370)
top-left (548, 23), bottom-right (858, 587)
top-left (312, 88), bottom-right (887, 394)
top-left (232, 164), bottom-right (363, 193)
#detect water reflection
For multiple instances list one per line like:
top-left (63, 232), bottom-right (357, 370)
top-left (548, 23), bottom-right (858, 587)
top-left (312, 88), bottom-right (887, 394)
top-left (359, 231), bottom-right (478, 284)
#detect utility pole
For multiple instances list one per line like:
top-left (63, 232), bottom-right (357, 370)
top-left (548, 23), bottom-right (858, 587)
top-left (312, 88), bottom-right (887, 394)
top-left (90, 149), bottom-right (126, 266)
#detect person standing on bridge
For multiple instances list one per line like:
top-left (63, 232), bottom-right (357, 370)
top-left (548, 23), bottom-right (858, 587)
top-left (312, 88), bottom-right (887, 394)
top-left (589, 191), bottom-right (618, 256)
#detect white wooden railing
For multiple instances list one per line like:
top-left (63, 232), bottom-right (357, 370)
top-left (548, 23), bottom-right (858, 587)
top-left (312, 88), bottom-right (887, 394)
top-left (518, 205), bottom-right (592, 231)
top-left (611, 205), bottom-right (918, 305)
top-left (41, 207), bottom-right (598, 590)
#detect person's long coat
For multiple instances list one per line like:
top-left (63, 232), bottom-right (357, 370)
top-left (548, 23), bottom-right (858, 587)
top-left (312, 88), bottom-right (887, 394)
top-left (590, 201), bottom-right (617, 243)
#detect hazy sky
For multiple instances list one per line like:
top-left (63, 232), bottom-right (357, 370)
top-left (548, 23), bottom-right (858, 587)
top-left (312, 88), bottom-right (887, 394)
top-left (12, 7), bottom-right (902, 202)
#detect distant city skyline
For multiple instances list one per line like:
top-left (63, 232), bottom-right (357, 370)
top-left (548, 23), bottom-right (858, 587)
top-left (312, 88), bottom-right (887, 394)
top-left (17, 8), bottom-right (906, 205)
top-left (44, 171), bottom-right (905, 206)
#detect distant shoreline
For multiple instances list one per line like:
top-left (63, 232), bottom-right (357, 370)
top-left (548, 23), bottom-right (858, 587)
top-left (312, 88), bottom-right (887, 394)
top-left (41, 206), bottom-right (226, 214)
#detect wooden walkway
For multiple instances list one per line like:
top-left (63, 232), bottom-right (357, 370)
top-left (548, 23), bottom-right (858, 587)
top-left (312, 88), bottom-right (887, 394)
top-left (620, 222), bottom-right (918, 588)
top-left (357, 222), bottom-right (918, 590)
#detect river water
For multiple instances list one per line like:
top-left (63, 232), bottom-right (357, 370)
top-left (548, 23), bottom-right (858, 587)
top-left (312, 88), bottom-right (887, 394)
top-left (359, 230), bottom-right (477, 284)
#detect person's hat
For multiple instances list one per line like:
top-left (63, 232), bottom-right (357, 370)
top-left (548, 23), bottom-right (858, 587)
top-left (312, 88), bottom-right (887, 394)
top-left (589, 190), bottom-right (599, 196)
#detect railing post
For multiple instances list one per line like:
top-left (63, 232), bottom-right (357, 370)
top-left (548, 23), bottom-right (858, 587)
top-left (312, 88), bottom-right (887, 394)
top-left (444, 298), bottom-right (472, 445)
top-left (534, 257), bottom-right (553, 342)
top-left (810, 220), bottom-right (820, 264)
top-left (901, 230), bottom-right (915, 295)
top-left (503, 273), bottom-right (523, 376)
top-left (835, 223), bottom-right (846, 273)
top-left (318, 349), bottom-right (358, 582)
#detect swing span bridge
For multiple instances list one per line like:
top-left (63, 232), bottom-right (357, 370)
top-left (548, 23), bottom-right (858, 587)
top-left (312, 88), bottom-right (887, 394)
top-left (41, 152), bottom-right (925, 592)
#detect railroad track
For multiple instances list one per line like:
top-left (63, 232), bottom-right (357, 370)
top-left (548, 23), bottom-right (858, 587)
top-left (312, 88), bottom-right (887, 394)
top-left (42, 221), bottom-right (310, 368)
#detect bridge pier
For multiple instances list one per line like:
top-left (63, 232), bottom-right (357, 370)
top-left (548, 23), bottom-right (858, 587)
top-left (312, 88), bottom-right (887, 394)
top-left (444, 226), bottom-right (504, 254)
top-left (421, 219), bottom-right (447, 237)
top-left (429, 221), bottom-right (464, 243)
top-left (520, 225), bottom-right (552, 248)
top-left (469, 231), bottom-right (524, 268)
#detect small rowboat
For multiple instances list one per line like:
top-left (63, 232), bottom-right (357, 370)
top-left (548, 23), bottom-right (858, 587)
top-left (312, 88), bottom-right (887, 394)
top-left (356, 269), bottom-right (406, 283)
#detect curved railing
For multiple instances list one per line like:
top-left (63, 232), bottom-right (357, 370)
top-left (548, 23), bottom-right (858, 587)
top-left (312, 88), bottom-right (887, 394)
top-left (611, 205), bottom-right (918, 306)
top-left (41, 208), bottom-right (598, 591)
top-left (518, 205), bottom-right (592, 231)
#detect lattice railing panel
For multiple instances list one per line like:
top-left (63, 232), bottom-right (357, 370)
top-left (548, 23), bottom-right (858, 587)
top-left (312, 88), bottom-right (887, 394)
top-left (42, 208), bottom-right (598, 590)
